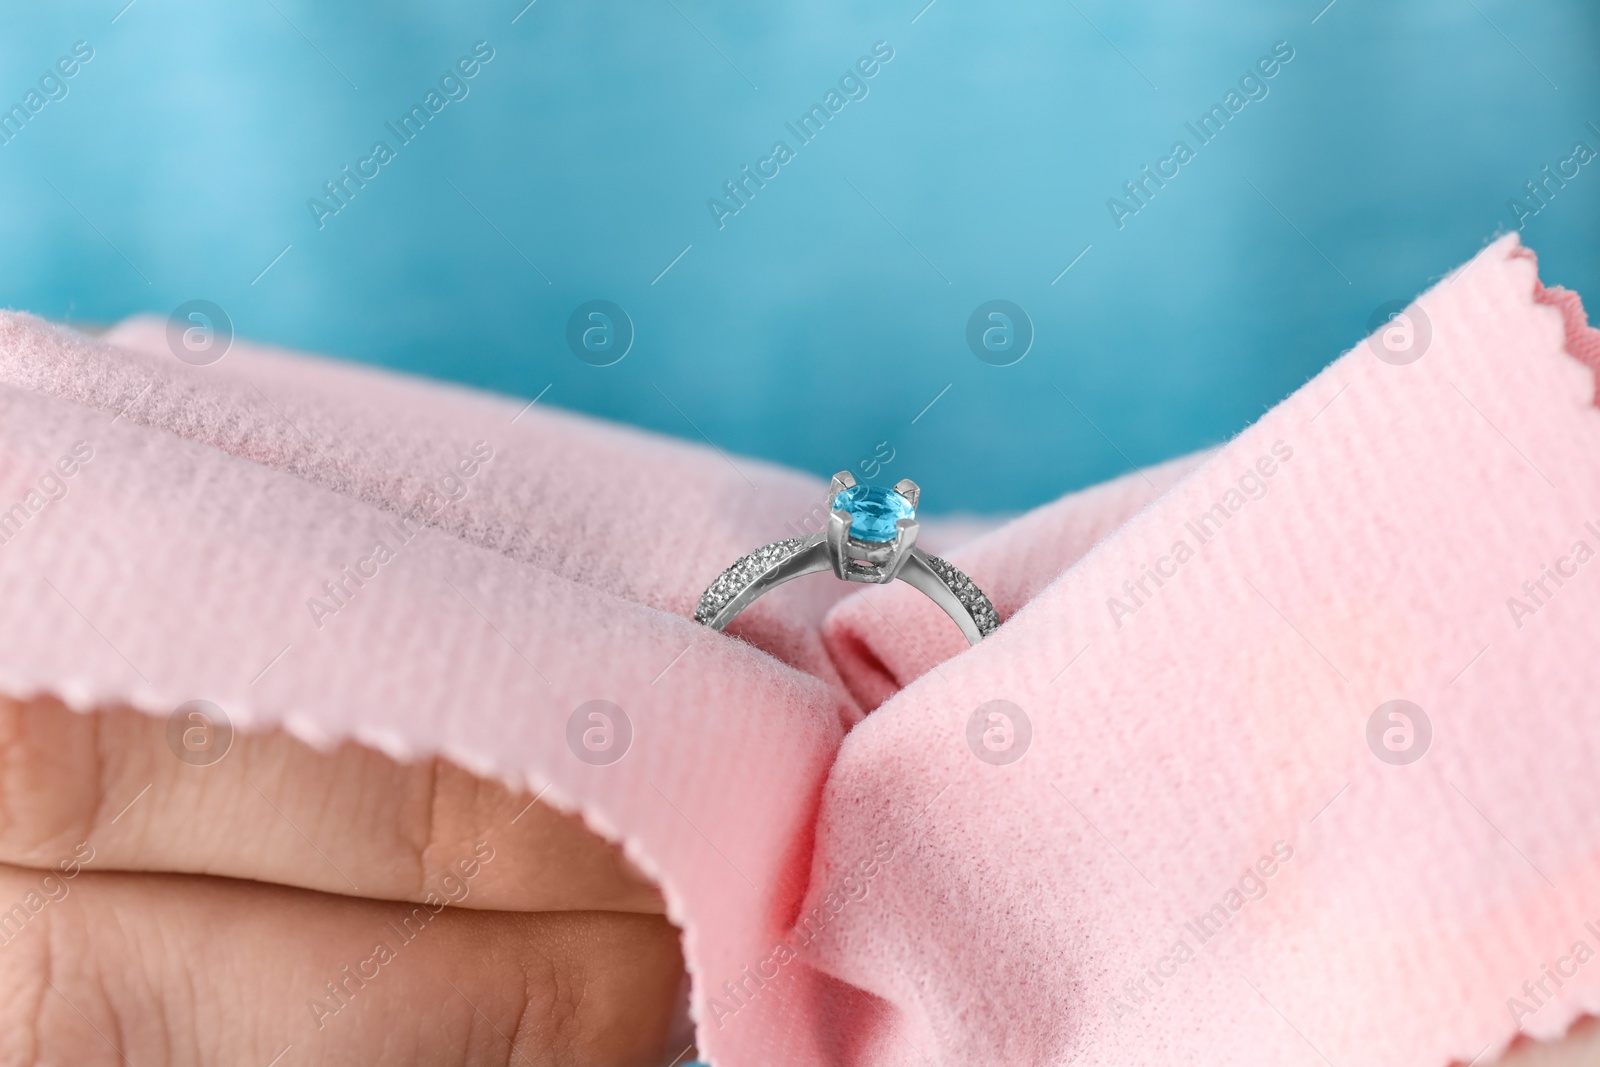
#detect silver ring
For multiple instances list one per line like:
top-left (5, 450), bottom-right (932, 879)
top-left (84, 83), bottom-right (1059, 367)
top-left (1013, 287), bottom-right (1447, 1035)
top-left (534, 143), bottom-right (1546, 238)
top-left (695, 473), bottom-right (1000, 645)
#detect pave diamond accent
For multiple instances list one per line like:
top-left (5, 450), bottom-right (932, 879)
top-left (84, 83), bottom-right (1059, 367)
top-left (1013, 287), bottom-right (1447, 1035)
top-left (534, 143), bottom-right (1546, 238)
top-left (695, 536), bottom-right (814, 626)
top-left (921, 554), bottom-right (1000, 637)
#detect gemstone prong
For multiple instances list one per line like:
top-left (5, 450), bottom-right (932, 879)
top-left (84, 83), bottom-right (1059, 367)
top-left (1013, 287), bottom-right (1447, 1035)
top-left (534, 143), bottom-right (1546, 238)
top-left (893, 478), bottom-right (921, 509)
top-left (884, 517), bottom-right (920, 581)
top-left (827, 509), bottom-right (853, 579)
top-left (829, 470), bottom-right (857, 505)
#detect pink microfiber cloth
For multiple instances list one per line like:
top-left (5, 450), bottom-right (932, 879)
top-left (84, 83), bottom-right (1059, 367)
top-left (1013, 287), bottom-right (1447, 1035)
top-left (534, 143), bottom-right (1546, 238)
top-left (0, 232), bottom-right (1596, 1066)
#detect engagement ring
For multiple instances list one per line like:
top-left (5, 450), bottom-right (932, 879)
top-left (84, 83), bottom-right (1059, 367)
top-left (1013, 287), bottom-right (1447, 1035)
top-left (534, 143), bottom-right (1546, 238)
top-left (695, 473), bottom-right (1000, 644)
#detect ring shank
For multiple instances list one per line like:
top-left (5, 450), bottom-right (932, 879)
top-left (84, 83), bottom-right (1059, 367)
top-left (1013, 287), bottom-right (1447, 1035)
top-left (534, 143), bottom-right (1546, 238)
top-left (706, 538), bottom-right (831, 631)
top-left (896, 552), bottom-right (984, 645)
top-left (697, 536), bottom-right (997, 645)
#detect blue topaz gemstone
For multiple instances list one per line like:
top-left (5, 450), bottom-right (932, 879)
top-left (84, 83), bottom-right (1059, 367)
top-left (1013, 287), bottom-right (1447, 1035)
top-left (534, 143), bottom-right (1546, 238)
top-left (833, 484), bottom-right (915, 543)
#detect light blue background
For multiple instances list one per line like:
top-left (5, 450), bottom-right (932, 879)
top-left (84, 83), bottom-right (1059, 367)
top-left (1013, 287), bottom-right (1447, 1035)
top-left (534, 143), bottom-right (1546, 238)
top-left (0, 0), bottom-right (1595, 512)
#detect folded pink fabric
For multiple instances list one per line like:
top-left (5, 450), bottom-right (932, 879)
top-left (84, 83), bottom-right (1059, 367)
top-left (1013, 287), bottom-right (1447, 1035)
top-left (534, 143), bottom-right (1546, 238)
top-left (0, 232), bottom-right (1595, 1066)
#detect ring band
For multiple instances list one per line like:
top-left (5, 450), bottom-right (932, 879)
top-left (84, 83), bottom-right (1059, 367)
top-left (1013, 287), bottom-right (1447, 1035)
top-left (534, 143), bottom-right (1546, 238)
top-left (695, 473), bottom-right (1000, 645)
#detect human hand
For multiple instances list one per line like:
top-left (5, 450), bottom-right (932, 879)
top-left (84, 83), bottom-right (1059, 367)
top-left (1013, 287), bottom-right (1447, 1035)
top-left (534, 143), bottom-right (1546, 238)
top-left (0, 694), bottom-right (686, 1066)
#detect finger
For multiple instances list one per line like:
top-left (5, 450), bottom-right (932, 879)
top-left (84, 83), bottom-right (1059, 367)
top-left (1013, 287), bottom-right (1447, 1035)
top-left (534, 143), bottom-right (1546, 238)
top-left (0, 861), bottom-right (685, 1067)
top-left (0, 694), bottom-right (662, 912)
top-left (1491, 1016), bottom-right (1600, 1065)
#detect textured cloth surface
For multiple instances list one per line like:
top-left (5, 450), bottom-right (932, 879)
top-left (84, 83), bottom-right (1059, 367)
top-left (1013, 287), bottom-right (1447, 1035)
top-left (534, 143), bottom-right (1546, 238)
top-left (0, 233), bottom-right (1595, 1066)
